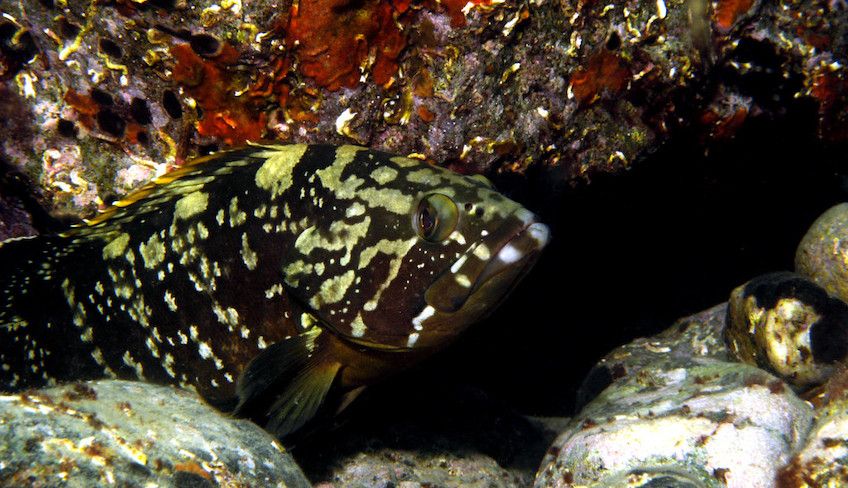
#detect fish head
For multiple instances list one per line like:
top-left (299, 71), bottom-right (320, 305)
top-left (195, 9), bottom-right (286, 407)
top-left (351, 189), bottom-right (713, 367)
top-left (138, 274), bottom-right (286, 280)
top-left (282, 146), bottom-right (549, 351)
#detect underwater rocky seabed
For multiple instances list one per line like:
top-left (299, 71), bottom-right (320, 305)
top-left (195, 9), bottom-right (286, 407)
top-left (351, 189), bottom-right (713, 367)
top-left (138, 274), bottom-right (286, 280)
top-left (2, 0), bottom-right (848, 486)
top-left (2, 111), bottom-right (848, 487)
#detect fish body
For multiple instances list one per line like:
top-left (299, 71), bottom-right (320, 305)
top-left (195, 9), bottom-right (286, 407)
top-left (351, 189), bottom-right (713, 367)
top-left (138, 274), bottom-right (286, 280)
top-left (0, 144), bottom-right (549, 436)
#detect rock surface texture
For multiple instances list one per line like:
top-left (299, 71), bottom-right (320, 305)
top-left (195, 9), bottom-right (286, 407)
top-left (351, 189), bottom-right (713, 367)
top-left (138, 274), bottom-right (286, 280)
top-left (0, 380), bottom-right (310, 487)
top-left (0, 0), bottom-right (845, 220)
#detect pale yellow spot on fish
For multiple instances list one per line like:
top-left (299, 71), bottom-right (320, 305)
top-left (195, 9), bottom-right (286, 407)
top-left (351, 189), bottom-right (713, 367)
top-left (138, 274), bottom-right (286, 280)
top-left (346, 202), bottom-right (366, 218)
top-left (146, 336), bottom-right (160, 358)
top-left (455, 274), bottom-right (472, 288)
top-left (370, 166), bottom-right (398, 185)
top-left (163, 353), bottom-right (176, 378)
top-left (473, 243), bottom-right (491, 261)
top-left (389, 155), bottom-right (420, 168)
top-left (173, 191), bottom-right (209, 221)
top-left (163, 290), bottom-right (178, 311)
top-left (122, 351), bottom-right (144, 378)
top-left (229, 197), bottom-right (247, 227)
top-left (449, 231), bottom-right (467, 246)
top-left (102, 233), bottom-right (130, 260)
top-left (216, 209), bottom-right (225, 226)
top-left (265, 283), bottom-right (285, 299)
top-left (253, 144), bottom-right (308, 197)
top-left (309, 270), bottom-right (355, 308)
top-left (139, 233), bottom-right (166, 269)
top-left (241, 233), bottom-right (258, 270)
top-left (351, 313), bottom-right (367, 338)
top-left (300, 312), bottom-right (318, 330)
top-left (294, 218), bottom-right (371, 261)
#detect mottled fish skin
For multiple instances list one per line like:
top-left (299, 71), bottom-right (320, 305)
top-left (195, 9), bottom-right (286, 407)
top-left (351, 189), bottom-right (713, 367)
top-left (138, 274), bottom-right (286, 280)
top-left (0, 144), bottom-right (549, 436)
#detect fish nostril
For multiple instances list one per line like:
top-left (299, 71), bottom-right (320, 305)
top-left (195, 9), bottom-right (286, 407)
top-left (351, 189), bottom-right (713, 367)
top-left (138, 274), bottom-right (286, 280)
top-left (464, 202), bottom-right (473, 212)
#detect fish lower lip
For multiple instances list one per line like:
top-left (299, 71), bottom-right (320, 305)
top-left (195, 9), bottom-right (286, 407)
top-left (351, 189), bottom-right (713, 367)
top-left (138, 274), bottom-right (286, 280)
top-left (470, 221), bottom-right (549, 293)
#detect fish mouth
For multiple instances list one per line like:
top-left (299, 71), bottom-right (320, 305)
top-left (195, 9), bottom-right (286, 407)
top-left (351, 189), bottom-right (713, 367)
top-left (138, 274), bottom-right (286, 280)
top-left (424, 209), bottom-right (550, 315)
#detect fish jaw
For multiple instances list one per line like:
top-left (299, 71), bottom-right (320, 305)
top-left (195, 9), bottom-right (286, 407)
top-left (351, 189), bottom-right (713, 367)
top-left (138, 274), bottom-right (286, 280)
top-left (410, 209), bottom-right (550, 349)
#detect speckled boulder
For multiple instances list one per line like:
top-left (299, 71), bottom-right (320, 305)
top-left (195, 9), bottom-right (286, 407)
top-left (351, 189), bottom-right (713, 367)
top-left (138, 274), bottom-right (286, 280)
top-left (726, 272), bottom-right (848, 389)
top-left (536, 304), bottom-right (814, 488)
top-left (796, 203), bottom-right (848, 304)
top-left (0, 380), bottom-right (310, 487)
top-left (778, 369), bottom-right (848, 486)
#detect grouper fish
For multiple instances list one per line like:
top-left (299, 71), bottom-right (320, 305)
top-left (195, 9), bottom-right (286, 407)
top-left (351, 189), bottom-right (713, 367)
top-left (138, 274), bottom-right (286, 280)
top-left (0, 144), bottom-right (549, 437)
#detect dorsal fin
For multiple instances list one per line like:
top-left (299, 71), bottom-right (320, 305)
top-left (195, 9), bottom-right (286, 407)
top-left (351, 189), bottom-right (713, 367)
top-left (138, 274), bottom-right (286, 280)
top-left (81, 148), bottom-right (244, 228)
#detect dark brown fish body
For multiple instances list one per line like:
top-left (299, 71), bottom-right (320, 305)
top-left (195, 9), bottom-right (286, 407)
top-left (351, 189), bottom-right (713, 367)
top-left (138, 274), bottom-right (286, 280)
top-left (0, 144), bottom-right (549, 436)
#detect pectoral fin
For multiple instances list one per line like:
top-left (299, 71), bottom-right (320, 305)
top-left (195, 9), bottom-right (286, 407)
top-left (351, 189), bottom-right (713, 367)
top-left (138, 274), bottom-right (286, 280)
top-left (234, 328), bottom-right (342, 438)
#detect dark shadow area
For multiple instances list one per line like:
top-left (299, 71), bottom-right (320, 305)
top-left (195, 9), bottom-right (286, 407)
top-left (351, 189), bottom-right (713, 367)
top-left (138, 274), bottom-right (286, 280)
top-left (456, 100), bottom-right (848, 416)
top-left (294, 376), bottom-right (553, 484)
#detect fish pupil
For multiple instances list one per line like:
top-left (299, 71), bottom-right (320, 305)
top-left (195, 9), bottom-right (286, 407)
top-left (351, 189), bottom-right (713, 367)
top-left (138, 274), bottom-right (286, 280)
top-left (419, 206), bottom-right (436, 237)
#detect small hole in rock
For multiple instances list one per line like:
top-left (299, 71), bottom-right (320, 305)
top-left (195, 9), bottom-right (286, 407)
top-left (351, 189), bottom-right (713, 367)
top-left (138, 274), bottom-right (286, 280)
top-left (57, 119), bottom-right (77, 137)
top-left (90, 88), bottom-right (113, 106)
top-left (96, 109), bottom-right (125, 136)
top-left (0, 22), bottom-right (15, 43)
top-left (58, 17), bottom-right (81, 39)
top-left (130, 98), bottom-right (152, 125)
top-left (190, 33), bottom-right (222, 57)
top-left (606, 31), bottom-right (621, 51)
top-left (162, 90), bottom-right (182, 119)
top-left (98, 38), bottom-right (123, 59)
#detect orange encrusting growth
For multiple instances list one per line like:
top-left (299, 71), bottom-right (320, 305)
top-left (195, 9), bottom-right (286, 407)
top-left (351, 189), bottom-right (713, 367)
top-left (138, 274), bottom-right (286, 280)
top-left (63, 89), bottom-right (98, 130)
top-left (170, 43), bottom-right (266, 145)
top-left (713, 0), bottom-right (755, 33)
top-left (569, 51), bottom-right (632, 105)
top-left (287, 0), bottom-right (408, 91)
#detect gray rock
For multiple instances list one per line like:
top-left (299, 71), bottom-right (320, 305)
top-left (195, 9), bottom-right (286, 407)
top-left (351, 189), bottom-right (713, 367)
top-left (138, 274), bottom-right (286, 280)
top-left (0, 380), bottom-right (310, 487)
top-left (796, 203), bottom-right (848, 304)
top-left (536, 304), bottom-right (814, 488)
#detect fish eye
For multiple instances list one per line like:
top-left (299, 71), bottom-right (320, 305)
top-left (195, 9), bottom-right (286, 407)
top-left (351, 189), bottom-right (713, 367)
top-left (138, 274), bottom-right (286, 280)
top-left (415, 193), bottom-right (458, 243)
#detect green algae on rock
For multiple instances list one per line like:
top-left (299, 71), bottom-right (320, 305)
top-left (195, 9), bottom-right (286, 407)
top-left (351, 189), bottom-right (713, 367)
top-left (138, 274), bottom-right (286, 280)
top-left (0, 380), bottom-right (310, 487)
